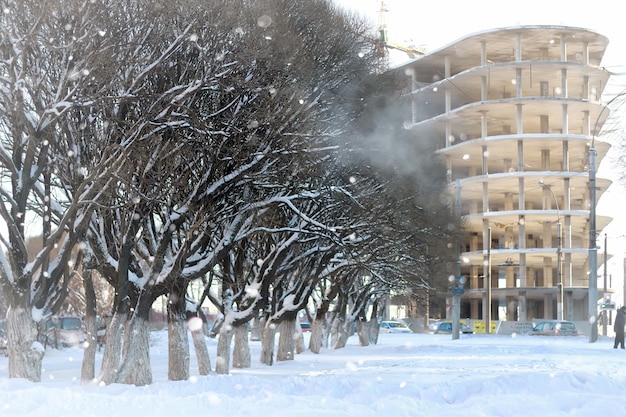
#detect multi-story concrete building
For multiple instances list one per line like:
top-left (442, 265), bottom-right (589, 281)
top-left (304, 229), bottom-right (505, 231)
top-left (396, 26), bottom-right (614, 324)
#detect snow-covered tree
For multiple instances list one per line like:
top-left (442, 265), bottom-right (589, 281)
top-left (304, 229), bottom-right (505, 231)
top-left (0, 0), bottom-right (133, 381)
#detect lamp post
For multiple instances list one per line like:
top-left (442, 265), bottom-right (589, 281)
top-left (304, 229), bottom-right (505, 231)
top-left (588, 142), bottom-right (598, 342)
top-left (451, 274), bottom-right (465, 340)
top-left (452, 180), bottom-right (462, 340)
top-left (588, 88), bottom-right (626, 342)
top-left (603, 233), bottom-right (609, 336)
top-left (539, 179), bottom-right (563, 321)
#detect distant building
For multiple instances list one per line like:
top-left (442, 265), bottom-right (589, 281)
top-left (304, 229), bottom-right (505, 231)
top-left (396, 26), bottom-right (614, 322)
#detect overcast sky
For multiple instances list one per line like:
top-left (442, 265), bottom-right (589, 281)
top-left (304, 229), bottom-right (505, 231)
top-left (335, 0), bottom-right (626, 74)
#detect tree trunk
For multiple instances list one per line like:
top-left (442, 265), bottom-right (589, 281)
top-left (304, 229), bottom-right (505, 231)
top-left (81, 314), bottom-right (98, 382)
top-left (232, 323), bottom-right (251, 368)
top-left (249, 316), bottom-right (261, 341)
top-left (308, 318), bottom-right (326, 354)
top-left (277, 318), bottom-right (296, 361)
top-left (81, 268), bottom-right (98, 382)
top-left (295, 328), bottom-right (305, 354)
top-left (98, 311), bottom-right (126, 384)
top-left (368, 319), bottom-right (380, 345)
top-left (356, 319), bottom-right (369, 347)
top-left (191, 329), bottom-right (211, 375)
top-left (167, 318), bottom-right (189, 381)
top-left (117, 316), bottom-right (152, 386)
top-left (259, 318), bottom-right (276, 366)
top-left (331, 317), bottom-right (350, 349)
top-left (7, 306), bottom-right (44, 381)
top-left (215, 325), bottom-right (233, 375)
top-left (167, 289), bottom-right (189, 381)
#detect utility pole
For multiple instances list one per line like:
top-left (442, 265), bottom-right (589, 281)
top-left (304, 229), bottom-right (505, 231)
top-left (588, 146), bottom-right (598, 343)
top-left (452, 180), bottom-right (462, 340)
top-left (603, 234), bottom-right (608, 336)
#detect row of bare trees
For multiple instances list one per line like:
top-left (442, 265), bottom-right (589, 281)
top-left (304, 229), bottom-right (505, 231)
top-left (0, 0), bottom-right (459, 384)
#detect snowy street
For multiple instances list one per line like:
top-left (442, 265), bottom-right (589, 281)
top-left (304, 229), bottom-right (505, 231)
top-left (2, 331), bottom-right (626, 416)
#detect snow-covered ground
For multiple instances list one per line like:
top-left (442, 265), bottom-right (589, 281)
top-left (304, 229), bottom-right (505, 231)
top-left (1, 330), bottom-right (625, 416)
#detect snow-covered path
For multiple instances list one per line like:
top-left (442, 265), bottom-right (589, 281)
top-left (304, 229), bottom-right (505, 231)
top-left (1, 331), bottom-right (625, 416)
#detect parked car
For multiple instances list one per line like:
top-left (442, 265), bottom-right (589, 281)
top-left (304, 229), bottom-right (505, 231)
top-left (528, 320), bottom-right (579, 336)
top-left (380, 320), bottom-right (412, 334)
top-left (300, 322), bottom-right (311, 333)
top-left (40, 316), bottom-right (87, 348)
top-left (434, 322), bottom-right (474, 334)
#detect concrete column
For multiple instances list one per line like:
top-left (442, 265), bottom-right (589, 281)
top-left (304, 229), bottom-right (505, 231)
top-left (566, 291), bottom-right (574, 321)
top-left (543, 294), bottom-right (553, 319)
top-left (481, 75), bottom-right (487, 101)
top-left (506, 296), bottom-right (516, 321)
top-left (505, 225), bottom-right (515, 249)
top-left (504, 192), bottom-right (514, 211)
top-left (582, 42), bottom-right (589, 64)
top-left (470, 265), bottom-right (479, 288)
top-left (480, 41), bottom-right (487, 66)
top-left (480, 110), bottom-right (488, 138)
top-left (517, 145), bottom-right (527, 286)
top-left (409, 68), bottom-right (419, 123)
top-left (482, 144), bottom-right (488, 175)
top-left (560, 34), bottom-right (567, 61)
top-left (518, 175), bottom-right (525, 211)
top-left (445, 53), bottom-right (451, 113)
top-left (503, 158), bottom-right (512, 174)
top-left (471, 299), bottom-right (480, 320)
top-left (506, 266), bottom-right (515, 288)
top-left (564, 177), bottom-right (572, 287)
top-left (519, 291), bottom-right (528, 322)
top-left (540, 115), bottom-right (549, 133)
top-left (541, 149), bottom-right (550, 170)
top-left (483, 220), bottom-right (492, 326)
top-left (482, 181), bottom-right (489, 212)
top-left (470, 234), bottom-right (479, 252)
top-left (519, 253), bottom-right (527, 287)
top-left (542, 213), bottom-right (553, 247)
top-left (518, 213), bottom-right (526, 246)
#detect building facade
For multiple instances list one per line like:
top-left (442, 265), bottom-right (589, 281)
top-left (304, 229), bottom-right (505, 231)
top-left (397, 26), bottom-right (614, 323)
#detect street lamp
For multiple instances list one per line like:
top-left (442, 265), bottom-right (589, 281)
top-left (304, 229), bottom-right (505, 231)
top-left (451, 274), bottom-right (465, 340)
top-left (588, 88), bottom-right (626, 343)
top-left (539, 179), bottom-right (563, 321)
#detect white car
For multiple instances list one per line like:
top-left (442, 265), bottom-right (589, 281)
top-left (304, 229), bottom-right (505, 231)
top-left (379, 321), bottom-right (412, 334)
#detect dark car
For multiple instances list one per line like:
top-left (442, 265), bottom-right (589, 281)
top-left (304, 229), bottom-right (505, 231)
top-left (434, 322), bottom-right (474, 334)
top-left (40, 316), bottom-right (87, 348)
top-left (300, 322), bottom-right (311, 333)
top-left (529, 320), bottom-right (579, 336)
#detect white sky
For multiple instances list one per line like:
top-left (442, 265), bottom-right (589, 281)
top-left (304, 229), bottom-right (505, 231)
top-left (2, 331), bottom-right (626, 416)
top-left (336, 0), bottom-right (626, 73)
